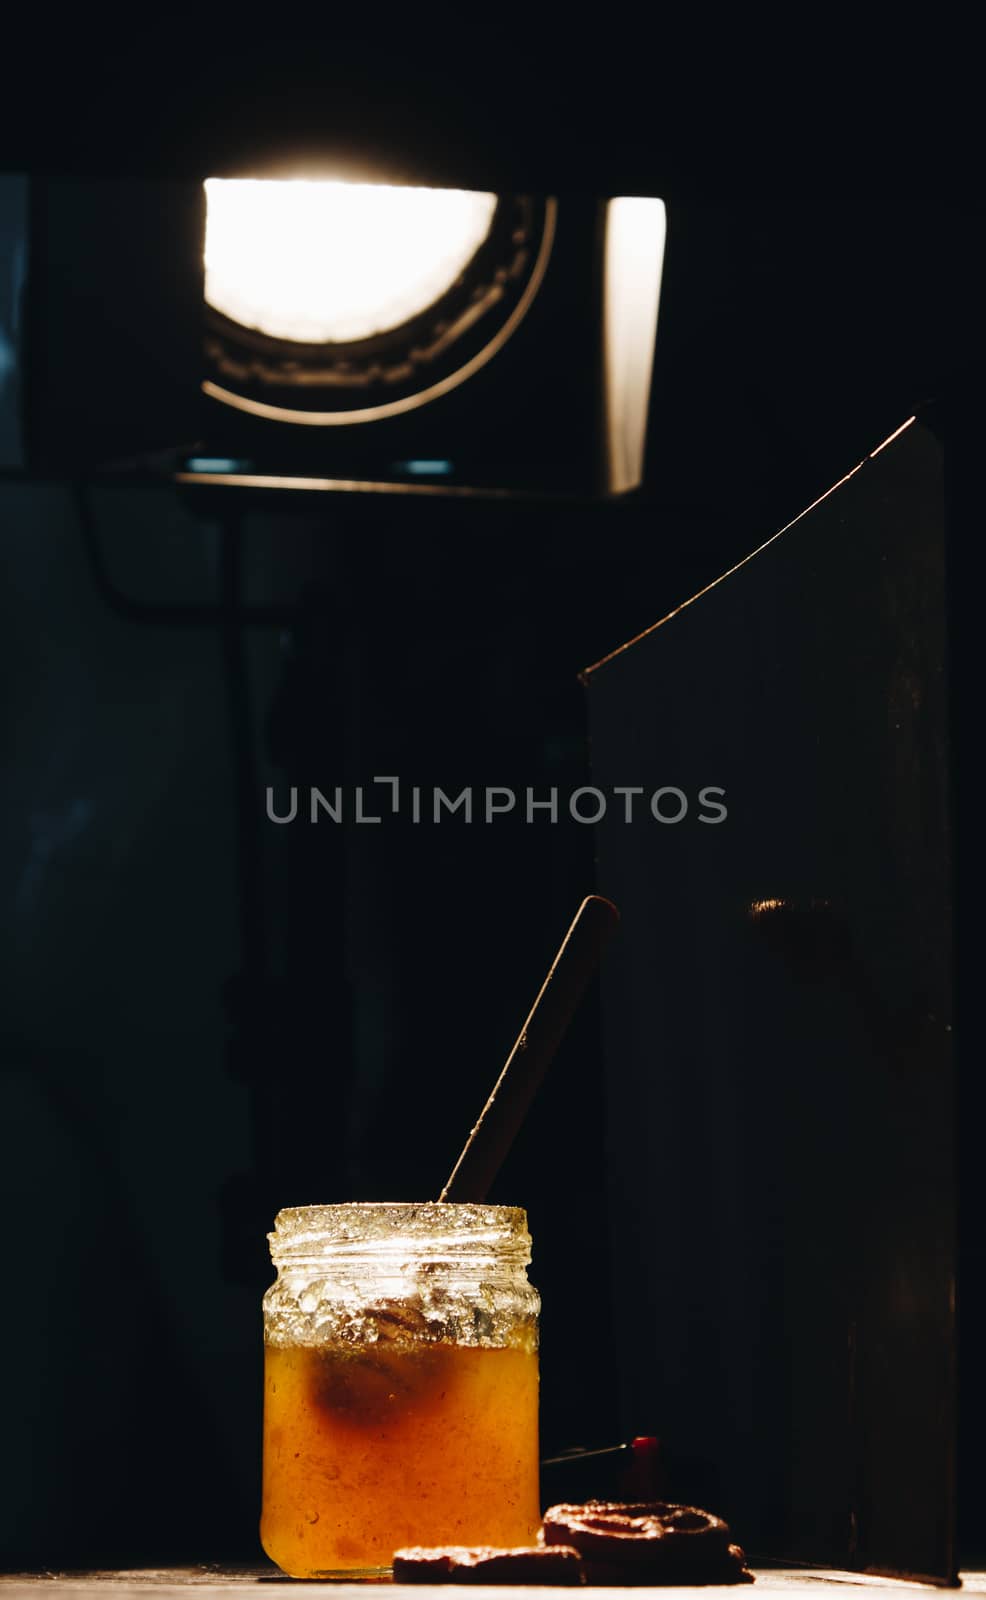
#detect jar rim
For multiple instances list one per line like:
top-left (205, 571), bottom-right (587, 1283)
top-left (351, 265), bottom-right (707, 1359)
top-left (268, 1201), bottom-right (531, 1262)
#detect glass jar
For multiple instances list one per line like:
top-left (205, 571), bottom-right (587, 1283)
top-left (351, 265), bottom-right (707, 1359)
top-left (260, 1202), bottom-right (541, 1579)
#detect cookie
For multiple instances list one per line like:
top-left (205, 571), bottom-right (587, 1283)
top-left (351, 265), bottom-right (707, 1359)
top-left (542, 1501), bottom-right (753, 1584)
top-left (393, 1544), bottom-right (585, 1584)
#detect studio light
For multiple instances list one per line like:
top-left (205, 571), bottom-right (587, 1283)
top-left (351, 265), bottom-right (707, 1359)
top-left (197, 175), bottom-right (665, 495)
top-left (3, 174), bottom-right (667, 496)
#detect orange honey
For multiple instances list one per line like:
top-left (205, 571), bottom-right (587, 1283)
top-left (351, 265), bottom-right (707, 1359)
top-left (260, 1334), bottom-right (540, 1577)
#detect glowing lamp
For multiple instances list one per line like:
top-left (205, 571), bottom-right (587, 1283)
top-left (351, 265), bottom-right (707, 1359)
top-left (2, 173), bottom-right (666, 496)
top-left (204, 180), bottom-right (498, 345)
top-left (197, 176), bottom-right (666, 496)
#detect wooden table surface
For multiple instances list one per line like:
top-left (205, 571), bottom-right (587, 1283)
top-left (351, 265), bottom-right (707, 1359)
top-left (1, 1571), bottom-right (984, 1598)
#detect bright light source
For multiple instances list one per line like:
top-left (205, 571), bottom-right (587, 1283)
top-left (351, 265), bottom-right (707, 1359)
top-left (203, 179), bottom-right (498, 345)
top-left (602, 197), bottom-right (667, 495)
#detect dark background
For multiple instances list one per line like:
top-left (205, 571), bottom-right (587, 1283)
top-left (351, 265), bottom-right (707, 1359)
top-left (0, 38), bottom-right (979, 1576)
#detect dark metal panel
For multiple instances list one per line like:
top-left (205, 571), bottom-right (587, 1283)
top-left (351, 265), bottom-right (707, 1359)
top-left (583, 419), bottom-right (954, 1580)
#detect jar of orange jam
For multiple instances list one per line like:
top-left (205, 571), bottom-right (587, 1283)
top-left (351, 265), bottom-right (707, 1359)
top-left (260, 1202), bottom-right (541, 1578)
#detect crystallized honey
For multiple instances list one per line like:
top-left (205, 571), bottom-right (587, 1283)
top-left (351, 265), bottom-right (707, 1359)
top-left (260, 1334), bottom-right (540, 1577)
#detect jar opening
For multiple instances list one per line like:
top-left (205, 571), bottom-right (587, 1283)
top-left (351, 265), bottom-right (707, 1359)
top-left (268, 1201), bottom-right (532, 1267)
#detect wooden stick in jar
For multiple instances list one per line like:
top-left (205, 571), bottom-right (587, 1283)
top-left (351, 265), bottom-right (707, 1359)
top-left (440, 894), bottom-right (620, 1202)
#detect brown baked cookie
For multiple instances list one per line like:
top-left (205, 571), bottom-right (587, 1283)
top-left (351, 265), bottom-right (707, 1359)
top-left (542, 1502), bottom-right (754, 1584)
top-left (393, 1545), bottom-right (585, 1584)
